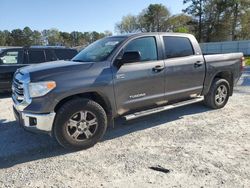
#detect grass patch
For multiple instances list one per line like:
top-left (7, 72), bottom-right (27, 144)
top-left (245, 57), bottom-right (250, 66)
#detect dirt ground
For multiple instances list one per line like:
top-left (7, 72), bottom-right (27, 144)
top-left (0, 67), bottom-right (250, 188)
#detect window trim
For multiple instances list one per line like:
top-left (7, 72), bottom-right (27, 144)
top-left (125, 36), bottom-right (159, 62)
top-left (113, 36), bottom-right (160, 65)
top-left (162, 36), bottom-right (195, 59)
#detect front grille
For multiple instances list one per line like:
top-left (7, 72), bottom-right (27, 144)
top-left (12, 74), bottom-right (25, 103)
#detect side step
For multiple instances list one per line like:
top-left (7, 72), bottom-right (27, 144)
top-left (124, 97), bottom-right (204, 121)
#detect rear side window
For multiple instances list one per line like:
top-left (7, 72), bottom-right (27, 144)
top-left (163, 36), bottom-right (194, 58)
top-left (28, 50), bottom-right (46, 64)
top-left (124, 37), bottom-right (158, 62)
top-left (0, 50), bottom-right (23, 64)
top-left (54, 49), bottom-right (78, 60)
top-left (45, 50), bottom-right (57, 61)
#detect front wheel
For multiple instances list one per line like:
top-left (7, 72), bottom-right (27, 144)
top-left (53, 98), bottom-right (107, 150)
top-left (204, 78), bottom-right (230, 109)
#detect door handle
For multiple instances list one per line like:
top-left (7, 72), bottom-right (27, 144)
top-left (152, 65), bottom-right (165, 72)
top-left (194, 61), bottom-right (204, 68)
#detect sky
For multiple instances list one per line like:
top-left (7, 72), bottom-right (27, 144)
top-left (0, 0), bottom-right (185, 33)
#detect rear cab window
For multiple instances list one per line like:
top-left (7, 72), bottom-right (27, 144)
top-left (0, 49), bottom-right (24, 64)
top-left (54, 49), bottom-right (78, 60)
top-left (163, 36), bottom-right (194, 59)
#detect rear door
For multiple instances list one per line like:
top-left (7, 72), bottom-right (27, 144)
top-left (113, 35), bottom-right (166, 115)
top-left (0, 49), bottom-right (25, 90)
top-left (162, 36), bottom-right (205, 100)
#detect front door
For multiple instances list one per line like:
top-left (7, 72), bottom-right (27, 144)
top-left (113, 36), bottom-right (165, 115)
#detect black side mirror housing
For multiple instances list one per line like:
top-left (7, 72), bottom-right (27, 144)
top-left (121, 51), bottom-right (141, 64)
top-left (114, 51), bottom-right (141, 68)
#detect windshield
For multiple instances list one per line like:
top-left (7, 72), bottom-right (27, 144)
top-left (72, 37), bottom-right (126, 62)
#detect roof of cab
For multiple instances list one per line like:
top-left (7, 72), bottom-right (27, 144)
top-left (0, 46), bottom-right (75, 51)
top-left (109, 32), bottom-right (194, 39)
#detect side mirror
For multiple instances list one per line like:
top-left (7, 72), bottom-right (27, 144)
top-left (121, 51), bottom-right (141, 64)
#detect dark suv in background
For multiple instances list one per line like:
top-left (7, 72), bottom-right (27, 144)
top-left (0, 46), bottom-right (78, 92)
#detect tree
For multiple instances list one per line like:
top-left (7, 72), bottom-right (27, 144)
top-left (104, 30), bottom-right (113, 37)
top-left (229, 0), bottom-right (250, 40)
top-left (32, 30), bottom-right (42, 45)
top-left (0, 31), bottom-right (7, 46)
top-left (239, 10), bottom-right (250, 40)
top-left (167, 14), bottom-right (193, 33)
top-left (202, 0), bottom-right (232, 41)
top-left (115, 15), bottom-right (139, 33)
top-left (10, 29), bottom-right (25, 46)
top-left (116, 4), bottom-right (170, 33)
top-left (184, 0), bottom-right (250, 42)
top-left (4, 30), bottom-right (13, 46)
top-left (90, 31), bottom-right (102, 42)
top-left (183, 0), bottom-right (205, 42)
top-left (49, 29), bottom-right (62, 45)
top-left (141, 4), bottom-right (170, 32)
top-left (23, 27), bottom-right (33, 46)
top-left (60, 32), bottom-right (72, 46)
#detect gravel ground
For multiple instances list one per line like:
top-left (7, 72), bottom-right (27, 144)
top-left (0, 67), bottom-right (250, 188)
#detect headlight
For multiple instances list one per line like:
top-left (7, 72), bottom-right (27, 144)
top-left (29, 81), bottom-right (56, 98)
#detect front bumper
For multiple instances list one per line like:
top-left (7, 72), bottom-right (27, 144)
top-left (13, 106), bottom-right (56, 133)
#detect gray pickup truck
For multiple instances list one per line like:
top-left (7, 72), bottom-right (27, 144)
top-left (12, 33), bottom-right (244, 150)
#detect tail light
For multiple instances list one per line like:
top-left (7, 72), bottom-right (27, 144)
top-left (240, 57), bottom-right (245, 72)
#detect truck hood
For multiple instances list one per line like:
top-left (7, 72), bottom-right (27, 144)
top-left (19, 60), bottom-right (94, 81)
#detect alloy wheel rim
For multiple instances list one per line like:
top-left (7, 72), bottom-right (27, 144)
top-left (215, 85), bottom-right (227, 105)
top-left (66, 110), bottom-right (98, 141)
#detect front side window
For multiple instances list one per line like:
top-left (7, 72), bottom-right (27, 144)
top-left (124, 37), bottom-right (158, 62)
top-left (72, 37), bottom-right (126, 62)
top-left (0, 50), bottom-right (23, 64)
top-left (163, 36), bottom-right (194, 58)
top-left (55, 49), bottom-right (77, 60)
top-left (28, 50), bottom-right (46, 64)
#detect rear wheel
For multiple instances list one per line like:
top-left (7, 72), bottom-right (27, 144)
top-left (53, 98), bottom-right (107, 150)
top-left (204, 78), bottom-right (230, 109)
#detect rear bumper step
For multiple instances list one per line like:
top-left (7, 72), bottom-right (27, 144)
top-left (124, 97), bottom-right (204, 121)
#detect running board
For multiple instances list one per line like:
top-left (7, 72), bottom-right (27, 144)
top-left (124, 97), bottom-right (204, 121)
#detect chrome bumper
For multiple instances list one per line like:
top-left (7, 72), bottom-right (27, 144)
top-left (13, 106), bottom-right (56, 133)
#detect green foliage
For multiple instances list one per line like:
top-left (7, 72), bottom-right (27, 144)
top-left (167, 14), bottom-right (194, 33)
top-left (183, 0), bottom-right (205, 41)
top-left (245, 57), bottom-right (250, 66)
top-left (0, 27), bottom-right (113, 47)
top-left (116, 4), bottom-right (171, 33)
top-left (116, 1), bottom-right (250, 40)
top-left (239, 10), bottom-right (250, 40)
top-left (184, 0), bottom-right (250, 42)
top-left (142, 4), bottom-right (170, 32)
top-left (115, 15), bottom-right (139, 33)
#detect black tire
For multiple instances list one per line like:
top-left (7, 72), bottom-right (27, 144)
top-left (204, 78), bottom-right (230, 109)
top-left (53, 98), bottom-right (107, 150)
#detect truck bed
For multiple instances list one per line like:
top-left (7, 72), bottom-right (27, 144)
top-left (202, 52), bottom-right (243, 95)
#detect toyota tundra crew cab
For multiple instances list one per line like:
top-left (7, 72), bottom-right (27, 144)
top-left (12, 33), bottom-right (244, 150)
